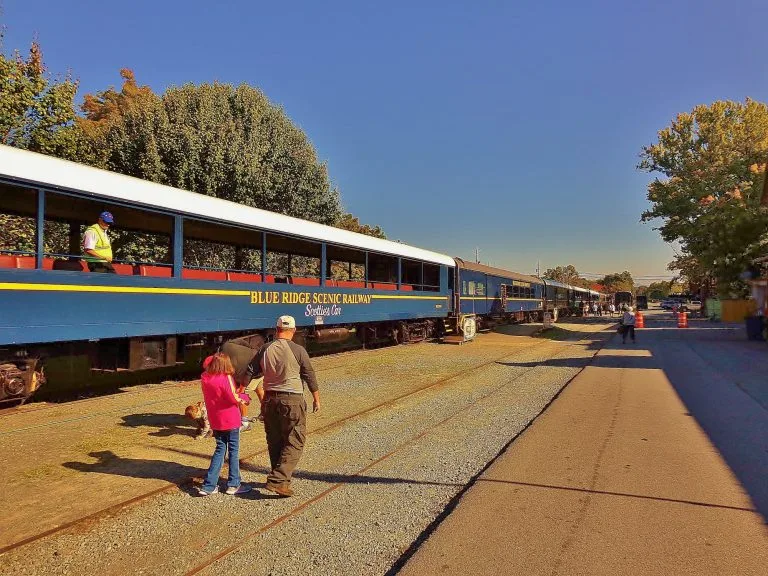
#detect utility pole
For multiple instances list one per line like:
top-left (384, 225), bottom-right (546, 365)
top-left (475, 247), bottom-right (480, 264)
top-left (536, 260), bottom-right (540, 277)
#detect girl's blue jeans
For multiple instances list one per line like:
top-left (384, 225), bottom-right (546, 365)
top-left (202, 428), bottom-right (240, 492)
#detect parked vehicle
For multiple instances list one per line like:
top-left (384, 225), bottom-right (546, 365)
top-left (635, 295), bottom-right (648, 310)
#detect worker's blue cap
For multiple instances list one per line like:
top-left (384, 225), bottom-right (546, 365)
top-left (99, 211), bottom-right (114, 224)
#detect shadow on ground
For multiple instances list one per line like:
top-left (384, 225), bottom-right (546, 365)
top-left (62, 448), bottom-right (465, 492)
top-left (120, 413), bottom-right (198, 438)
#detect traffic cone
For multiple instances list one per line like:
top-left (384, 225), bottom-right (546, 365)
top-left (677, 311), bottom-right (688, 328)
top-left (635, 311), bottom-right (644, 329)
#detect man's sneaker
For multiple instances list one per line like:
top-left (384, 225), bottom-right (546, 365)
top-left (197, 486), bottom-right (219, 496)
top-left (264, 483), bottom-right (294, 497)
top-left (225, 484), bottom-right (252, 496)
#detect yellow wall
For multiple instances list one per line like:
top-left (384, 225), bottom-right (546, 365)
top-left (720, 299), bottom-right (757, 322)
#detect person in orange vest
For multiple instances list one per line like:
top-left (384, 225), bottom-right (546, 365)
top-left (82, 211), bottom-right (116, 273)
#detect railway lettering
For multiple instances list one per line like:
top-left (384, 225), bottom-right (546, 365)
top-left (305, 303), bottom-right (343, 317)
top-left (250, 291), bottom-right (280, 304)
top-left (281, 292), bottom-right (311, 304)
top-left (249, 291), bottom-right (373, 306)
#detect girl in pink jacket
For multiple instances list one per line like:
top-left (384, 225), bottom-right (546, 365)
top-left (198, 353), bottom-right (252, 496)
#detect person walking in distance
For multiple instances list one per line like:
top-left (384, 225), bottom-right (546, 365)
top-left (622, 306), bottom-right (636, 344)
top-left (250, 315), bottom-right (319, 497)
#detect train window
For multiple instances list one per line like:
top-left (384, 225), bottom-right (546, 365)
top-left (401, 259), bottom-right (422, 289)
top-left (184, 219), bottom-right (262, 273)
top-left (0, 184), bottom-right (37, 259)
top-left (468, 281), bottom-right (476, 295)
top-left (326, 244), bottom-right (366, 283)
top-left (368, 252), bottom-right (397, 286)
top-left (0, 187), bottom-right (174, 272)
top-left (265, 232), bottom-right (321, 281)
top-left (475, 282), bottom-right (485, 296)
top-left (422, 263), bottom-right (440, 291)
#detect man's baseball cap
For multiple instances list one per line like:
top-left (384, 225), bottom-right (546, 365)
top-left (99, 211), bottom-right (114, 224)
top-left (276, 315), bottom-right (296, 329)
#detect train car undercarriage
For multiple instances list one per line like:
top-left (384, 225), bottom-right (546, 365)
top-left (0, 318), bottom-right (447, 405)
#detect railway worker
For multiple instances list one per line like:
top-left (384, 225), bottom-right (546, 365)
top-left (82, 211), bottom-right (116, 273)
top-left (249, 315), bottom-right (320, 497)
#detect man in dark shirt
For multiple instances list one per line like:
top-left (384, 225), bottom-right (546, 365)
top-left (250, 315), bottom-right (320, 497)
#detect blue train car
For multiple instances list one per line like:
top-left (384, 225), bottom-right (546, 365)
top-left (0, 145), bottom-right (455, 401)
top-left (454, 259), bottom-right (544, 329)
top-left (541, 279), bottom-right (572, 319)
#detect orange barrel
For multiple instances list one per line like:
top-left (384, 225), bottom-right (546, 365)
top-left (635, 311), bottom-right (644, 328)
top-left (677, 311), bottom-right (688, 328)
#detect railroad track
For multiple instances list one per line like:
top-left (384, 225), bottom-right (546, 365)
top-left (0, 346), bottom-right (375, 424)
top-left (186, 328), bottom-right (614, 575)
top-left (0, 326), bottom-right (612, 561)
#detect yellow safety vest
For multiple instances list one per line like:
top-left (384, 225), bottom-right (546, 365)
top-left (82, 223), bottom-right (112, 262)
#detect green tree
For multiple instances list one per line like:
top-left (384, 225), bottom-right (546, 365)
top-left (600, 271), bottom-right (634, 293)
top-left (542, 265), bottom-right (590, 287)
top-left (0, 35), bottom-right (83, 157)
top-left (85, 77), bottom-right (342, 225)
top-left (639, 99), bottom-right (768, 296)
top-left (335, 213), bottom-right (386, 238)
top-left (0, 33), bottom-right (87, 254)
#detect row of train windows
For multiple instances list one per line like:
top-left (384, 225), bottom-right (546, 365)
top-left (0, 185), bottom-right (442, 290)
top-left (506, 285), bottom-right (535, 298)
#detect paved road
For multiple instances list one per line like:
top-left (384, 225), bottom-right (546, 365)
top-left (399, 309), bottom-right (768, 575)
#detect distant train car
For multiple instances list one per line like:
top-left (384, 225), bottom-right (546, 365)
top-left (453, 259), bottom-right (544, 330)
top-left (541, 279), bottom-right (572, 319)
top-left (614, 291), bottom-right (634, 307)
top-left (0, 145), bottom-right (455, 402)
top-left (570, 286), bottom-right (590, 314)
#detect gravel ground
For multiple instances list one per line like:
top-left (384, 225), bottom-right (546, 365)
top-left (0, 321), bottom-right (612, 576)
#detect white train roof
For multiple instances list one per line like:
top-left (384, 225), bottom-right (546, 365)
top-left (0, 145), bottom-right (455, 267)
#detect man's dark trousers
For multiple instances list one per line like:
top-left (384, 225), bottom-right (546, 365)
top-left (263, 391), bottom-right (306, 487)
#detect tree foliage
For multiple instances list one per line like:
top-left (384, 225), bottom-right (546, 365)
top-left (599, 271), bottom-right (634, 293)
top-left (0, 35), bottom-right (83, 158)
top-left (639, 99), bottom-right (768, 296)
top-left (641, 280), bottom-right (685, 300)
top-left (335, 213), bottom-right (386, 239)
top-left (0, 35), bottom-right (85, 253)
top-left (542, 265), bottom-right (590, 287)
top-left (81, 73), bottom-right (342, 225)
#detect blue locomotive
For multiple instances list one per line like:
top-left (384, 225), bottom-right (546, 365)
top-left (0, 146), bottom-right (603, 402)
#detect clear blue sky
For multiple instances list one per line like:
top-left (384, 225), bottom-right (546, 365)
top-left (3, 0), bottom-right (767, 282)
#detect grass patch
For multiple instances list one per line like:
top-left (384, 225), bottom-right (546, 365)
top-left (20, 463), bottom-right (75, 481)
